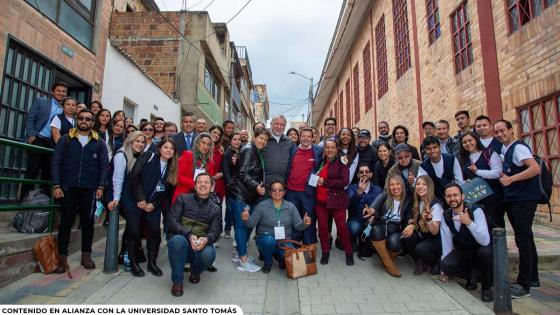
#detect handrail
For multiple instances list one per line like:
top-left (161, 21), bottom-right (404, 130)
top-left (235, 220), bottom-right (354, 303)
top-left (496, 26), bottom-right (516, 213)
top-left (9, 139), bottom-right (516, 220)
top-left (0, 137), bottom-right (54, 153)
top-left (0, 136), bottom-right (57, 232)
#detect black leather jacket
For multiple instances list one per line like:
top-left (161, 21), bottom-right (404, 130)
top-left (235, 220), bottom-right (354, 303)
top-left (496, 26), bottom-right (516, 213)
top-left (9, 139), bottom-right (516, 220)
top-left (227, 143), bottom-right (265, 204)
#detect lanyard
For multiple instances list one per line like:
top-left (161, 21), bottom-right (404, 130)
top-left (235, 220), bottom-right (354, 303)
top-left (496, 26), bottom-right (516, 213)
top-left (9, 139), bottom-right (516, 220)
top-left (159, 162), bottom-right (168, 183)
top-left (274, 205), bottom-right (282, 226)
top-left (194, 152), bottom-right (209, 169)
top-left (316, 160), bottom-right (326, 174)
top-left (257, 150), bottom-right (265, 169)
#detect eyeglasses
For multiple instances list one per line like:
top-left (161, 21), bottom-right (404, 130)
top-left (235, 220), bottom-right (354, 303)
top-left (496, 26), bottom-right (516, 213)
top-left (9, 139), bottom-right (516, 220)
top-left (358, 170), bottom-right (371, 174)
top-left (77, 117), bottom-right (93, 122)
top-left (397, 155), bottom-right (411, 160)
top-left (143, 128), bottom-right (154, 132)
top-left (271, 189), bottom-right (284, 193)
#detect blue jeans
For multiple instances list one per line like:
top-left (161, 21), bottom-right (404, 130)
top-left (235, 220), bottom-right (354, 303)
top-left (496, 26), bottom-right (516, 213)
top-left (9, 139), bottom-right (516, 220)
top-left (167, 234), bottom-right (216, 284)
top-left (224, 197), bottom-right (236, 232)
top-left (232, 199), bottom-right (253, 257)
top-left (347, 218), bottom-right (365, 239)
top-left (255, 234), bottom-right (295, 265)
top-left (285, 190), bottom-right (317, 244)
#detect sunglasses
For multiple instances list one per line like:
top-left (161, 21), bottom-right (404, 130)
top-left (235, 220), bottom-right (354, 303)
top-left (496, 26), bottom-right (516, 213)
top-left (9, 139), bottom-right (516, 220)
top-left (77, 117), bottom-right (93, 122)
top-left (143, 128), bottom-right (154, 132)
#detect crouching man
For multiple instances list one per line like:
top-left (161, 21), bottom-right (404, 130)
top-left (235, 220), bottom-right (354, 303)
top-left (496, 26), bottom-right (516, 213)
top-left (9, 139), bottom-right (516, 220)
top-left (167, 173), bottom-right (222, 297)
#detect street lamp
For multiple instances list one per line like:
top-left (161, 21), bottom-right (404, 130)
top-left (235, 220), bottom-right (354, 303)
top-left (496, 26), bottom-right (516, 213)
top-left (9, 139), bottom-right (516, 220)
top-left (289, 71), bottom-right (314, 124)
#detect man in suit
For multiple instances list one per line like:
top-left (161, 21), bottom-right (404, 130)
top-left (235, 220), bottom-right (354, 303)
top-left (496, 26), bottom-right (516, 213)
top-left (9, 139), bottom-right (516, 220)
top-left (22, 81), bottom-right (68, 199)
top-left (174, 112), bottom-right (198, 155)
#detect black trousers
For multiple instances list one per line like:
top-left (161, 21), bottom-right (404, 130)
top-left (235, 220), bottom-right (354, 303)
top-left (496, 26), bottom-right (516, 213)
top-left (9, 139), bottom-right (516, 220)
top-left (58, 187), bottom-right (96, 255)
top-left (505, 200), bottom-right (539, 289)
top-left (441, 245), bottom-right (493, 289)
top-left (402, 233), bottom-right (441, 266)
top-left (124, 206), bottom-right (161, 244)
top-left (21, 137), bottom-right (52, 200)
top-left (371, 222), bottom-right (402, 252)
top-left (482, 198), bottom-right (505, 229)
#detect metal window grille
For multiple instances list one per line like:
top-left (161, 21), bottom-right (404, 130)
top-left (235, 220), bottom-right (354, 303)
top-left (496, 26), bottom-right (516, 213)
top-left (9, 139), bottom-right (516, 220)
top-left (517, 92), bottom-right (560, 186)
top-left (450, 2), bottom-right (473, 74)
top-left (392, 0), bottom-right (412, 79)
top-left (375, 15), bottom-right (389, 99)
top-left (427, 0), bottom-right (441, 44)
top-left (362, 42), bottom-right (373, 112)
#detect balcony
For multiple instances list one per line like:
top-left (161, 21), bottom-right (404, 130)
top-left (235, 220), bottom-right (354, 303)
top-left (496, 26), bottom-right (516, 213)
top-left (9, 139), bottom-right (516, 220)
top-left (235, 46), bottom-right (252, 79)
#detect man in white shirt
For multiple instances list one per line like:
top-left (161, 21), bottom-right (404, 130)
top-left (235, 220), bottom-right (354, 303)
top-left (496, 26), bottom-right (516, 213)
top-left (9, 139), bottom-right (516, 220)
top-left (417, 136), bottom-right (464, 203)
top-left (440, 183), bottom-right (493, 302)
top-left (475, 115), bottom-right (503, 153)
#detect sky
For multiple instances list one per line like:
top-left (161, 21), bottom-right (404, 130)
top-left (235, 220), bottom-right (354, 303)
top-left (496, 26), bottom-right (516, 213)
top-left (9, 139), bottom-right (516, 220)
top-left (154, 0), bottom-right (341, 126)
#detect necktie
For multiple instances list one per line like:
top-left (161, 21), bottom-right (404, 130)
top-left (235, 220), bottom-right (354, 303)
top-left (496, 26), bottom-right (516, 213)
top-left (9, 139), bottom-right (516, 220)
top-left (186, 134), bottom-right (192, 149)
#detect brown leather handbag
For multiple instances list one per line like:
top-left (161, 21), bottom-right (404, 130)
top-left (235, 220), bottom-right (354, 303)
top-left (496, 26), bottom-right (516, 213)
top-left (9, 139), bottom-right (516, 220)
top-left (278, 240), bottom-right (317, 279)
top-left (33, 234), bottom-right (72, 278)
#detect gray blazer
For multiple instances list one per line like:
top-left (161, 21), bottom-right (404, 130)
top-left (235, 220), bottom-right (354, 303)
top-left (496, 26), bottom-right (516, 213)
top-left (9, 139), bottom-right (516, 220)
top-left (25, 97), bottom-right (55, 140)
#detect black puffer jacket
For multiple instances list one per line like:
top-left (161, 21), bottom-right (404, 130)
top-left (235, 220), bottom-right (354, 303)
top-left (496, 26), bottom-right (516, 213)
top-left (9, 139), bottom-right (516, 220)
top-left (168, 193), bottom-right (222, 244)
top-left (370, 192), bottom-right (413, 231)
top-left (227, 143), bottom-right (265, 204)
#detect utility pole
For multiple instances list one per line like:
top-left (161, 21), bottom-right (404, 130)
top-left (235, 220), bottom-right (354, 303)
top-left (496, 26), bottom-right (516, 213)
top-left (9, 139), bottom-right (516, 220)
top-left (289, 71), bottom-right (314, 125)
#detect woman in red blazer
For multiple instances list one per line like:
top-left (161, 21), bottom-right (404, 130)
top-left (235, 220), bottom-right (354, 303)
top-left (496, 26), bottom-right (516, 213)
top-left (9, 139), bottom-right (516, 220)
top-left (315, 139), bottom-right (354, 266)
top-left (172, 133), bottom-right (214, 204)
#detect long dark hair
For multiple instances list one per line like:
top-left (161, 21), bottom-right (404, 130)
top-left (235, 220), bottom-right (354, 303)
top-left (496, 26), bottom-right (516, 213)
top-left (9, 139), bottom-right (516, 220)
top-left (93, 108), bottom-right (112, 135)
top-left (157, 137), bottom-right (178, 186)
top-left (458, 131), bottom-right (486, 167)
top-left (391, 125), bottom-right (409, 145)
top-left (286, 127), bottom-right (300, 146)
top-left (337, 128), bottom-right (357, 160)
top-left (208, 125), bottom-right (224, 147)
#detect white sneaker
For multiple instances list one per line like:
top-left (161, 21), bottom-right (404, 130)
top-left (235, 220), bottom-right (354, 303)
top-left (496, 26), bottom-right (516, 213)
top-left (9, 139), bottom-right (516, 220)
top-left (237, 261), bottom-right (261, 272)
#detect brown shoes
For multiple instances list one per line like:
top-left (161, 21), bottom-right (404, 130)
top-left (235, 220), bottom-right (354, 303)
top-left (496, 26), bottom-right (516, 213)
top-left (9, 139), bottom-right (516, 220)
top-left (171, 283), bottom-right (184, 297)
top-left (372, 240), bottom-right (401, 277)
top-left (55, 255), bottom-right (68, 274)
top-left (80, 252), bottom-right (96, 269)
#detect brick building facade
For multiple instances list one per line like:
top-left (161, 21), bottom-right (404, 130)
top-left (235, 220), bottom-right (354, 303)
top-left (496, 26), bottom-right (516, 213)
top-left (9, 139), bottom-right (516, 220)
top-left (313, 0), bottom-right (560, 216)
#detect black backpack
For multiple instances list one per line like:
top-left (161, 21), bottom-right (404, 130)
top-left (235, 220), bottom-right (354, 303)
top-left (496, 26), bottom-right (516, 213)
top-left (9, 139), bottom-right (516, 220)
top-left (533, 155), bottom-right (553, 221)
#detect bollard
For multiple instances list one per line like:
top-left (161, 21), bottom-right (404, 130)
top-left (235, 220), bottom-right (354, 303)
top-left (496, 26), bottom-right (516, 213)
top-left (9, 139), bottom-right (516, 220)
top-left (493, 227), bottom-right (512, 314)
top-left (103, 205), bottom-right (120, 274)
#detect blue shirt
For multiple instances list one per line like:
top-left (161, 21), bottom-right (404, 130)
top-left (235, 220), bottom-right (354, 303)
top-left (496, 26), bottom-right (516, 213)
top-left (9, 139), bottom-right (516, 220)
top-left (38, 98), bottom-right (63, 138)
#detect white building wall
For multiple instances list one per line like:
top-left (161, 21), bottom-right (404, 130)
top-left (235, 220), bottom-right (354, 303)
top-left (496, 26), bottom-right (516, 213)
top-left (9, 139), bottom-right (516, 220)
top-left (101, 40), bottom-right (180, 126)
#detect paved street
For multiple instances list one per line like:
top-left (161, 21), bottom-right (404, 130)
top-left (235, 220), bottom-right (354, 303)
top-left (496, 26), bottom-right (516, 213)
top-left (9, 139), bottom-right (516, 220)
top-left (0, 231), bottom-right (495, 315)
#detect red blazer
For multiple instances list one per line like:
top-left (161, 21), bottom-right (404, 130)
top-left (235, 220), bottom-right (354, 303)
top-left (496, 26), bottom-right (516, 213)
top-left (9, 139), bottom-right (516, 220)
top-left (324, 157), bottom-right (350, 210)
top-left (172, 150), bottom-right (214, 204)
top-left (212, 146), bottom-right (225, 200)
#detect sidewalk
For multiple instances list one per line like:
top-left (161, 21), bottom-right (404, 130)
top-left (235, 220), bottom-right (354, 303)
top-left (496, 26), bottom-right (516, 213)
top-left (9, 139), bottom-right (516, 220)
top-left (0, 222), bottom-right (558, 314)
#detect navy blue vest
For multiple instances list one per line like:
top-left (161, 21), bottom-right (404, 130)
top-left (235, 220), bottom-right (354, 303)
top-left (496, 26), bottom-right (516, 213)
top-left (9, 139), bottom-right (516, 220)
top-left (421, 153), bottom-right (455, 201)
top-left (443, 206), bottom-right (481, 250)
top-left (502, 140), bottom-right (541, 202)
top-left (461, 147), bottom-right (503, 199)
top-left (487, 137), bottom-right (503, 155)
top-left (56, 114), bottom-right (74, 137)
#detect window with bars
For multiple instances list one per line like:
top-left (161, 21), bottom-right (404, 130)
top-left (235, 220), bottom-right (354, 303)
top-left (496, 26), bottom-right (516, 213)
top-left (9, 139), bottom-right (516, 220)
top-left (362, 42), bottom-right (373, 112)
top-left (338, 91), bottom-right (344, 124)
top-left (375, 15), bottom-right (389, 99)
top-left (392, 0), bottom-right (412, 79)
top-left (507, 0), bottom-right (558, 33)
top-left (518, 92), bottom-right (560, 186)
top-left (26, 0), bottom-right (97, 50)
top-left (451, 2), bottom-right (473, 74)
top-left (345, 79), bottom-right (352, 128)
top-left (353, 64), bottom-right (360, 124)
top-left (427, 0), bottom-right (441, 44)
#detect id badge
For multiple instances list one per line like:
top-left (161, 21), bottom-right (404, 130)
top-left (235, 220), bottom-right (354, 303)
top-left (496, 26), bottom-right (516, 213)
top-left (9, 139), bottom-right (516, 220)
top-left (308, 174), bottom-right (319, 187)
top-left (274, 226), bottom-right (286, 240)
top-left (156, 183), bottom-right (165, 192)
top-left (193, 168), bottom-right (205, 180)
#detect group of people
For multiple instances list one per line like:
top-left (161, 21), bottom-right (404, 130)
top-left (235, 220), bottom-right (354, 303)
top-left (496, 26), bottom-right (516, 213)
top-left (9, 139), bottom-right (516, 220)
top-left (22, 82), bottom-right (542, 302)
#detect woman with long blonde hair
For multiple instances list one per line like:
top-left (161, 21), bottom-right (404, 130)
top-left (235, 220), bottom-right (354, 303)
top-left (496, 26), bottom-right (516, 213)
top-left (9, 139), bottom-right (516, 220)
top-left (367, 175), bottom-right (413, 277)
top-left (403, 175), bottom-right (443, 275)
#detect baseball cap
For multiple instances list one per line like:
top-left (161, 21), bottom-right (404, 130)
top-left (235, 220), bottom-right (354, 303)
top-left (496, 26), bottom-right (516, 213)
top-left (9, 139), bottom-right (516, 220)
top-left (394, 143), bottom-right (411, 154)
top-left (357, 129), bottom-right (371, 138)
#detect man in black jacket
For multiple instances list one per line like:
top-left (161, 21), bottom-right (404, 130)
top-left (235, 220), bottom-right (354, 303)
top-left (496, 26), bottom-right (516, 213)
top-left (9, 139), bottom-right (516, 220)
top-left (51, 109), bottom-right (108, 273)
top-left (167, 173), bottom-right (222, 297)
top-left (354, 129), bottom-right (377, 183)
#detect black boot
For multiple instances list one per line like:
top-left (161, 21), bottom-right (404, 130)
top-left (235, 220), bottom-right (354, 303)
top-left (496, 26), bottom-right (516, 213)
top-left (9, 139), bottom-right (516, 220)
top-left (147, 238), bottom-right (163, 277)
top-left (345, 253), bottom-right (354, 266)
top-left (320, 252), bottom-right (330, 265)
top-left (118, 238), bottom-right (127, 265)
top-left (414, 260), bottom-right (425, 276)
top-left (128, 240), bottom-right (145, 277)
top-left (137, 245), bottom-right (147, 263)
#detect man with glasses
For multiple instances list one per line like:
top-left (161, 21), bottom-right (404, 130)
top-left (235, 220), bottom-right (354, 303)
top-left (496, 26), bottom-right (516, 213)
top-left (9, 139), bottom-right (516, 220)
top-left (355, 129), bottom-right (378, 183)
top-left (346, 164), bottom-right (383, 250)
top-left (372, 121), bottom-right (392, 153)
top-left (51, 109), bottom-right (109, 274)
top-left (174, 112), bottom-right (198, 155)
top-left (285, 128), bottom-right (323, 244)
top-left (386, 143), bottom-right (422, 194)
top-left (319, 117), bottom-right (337, 147)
